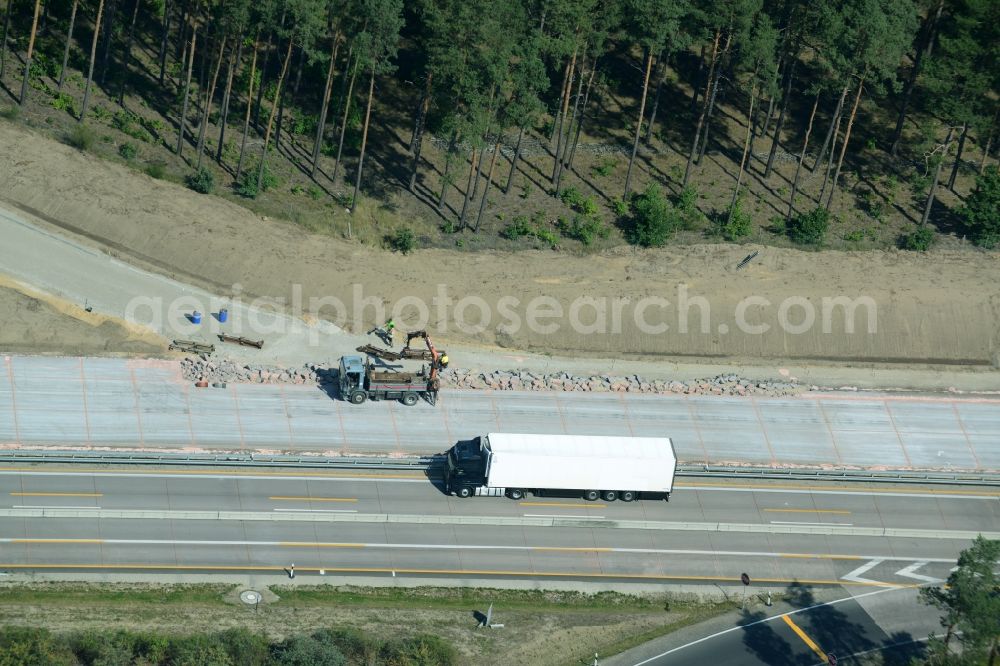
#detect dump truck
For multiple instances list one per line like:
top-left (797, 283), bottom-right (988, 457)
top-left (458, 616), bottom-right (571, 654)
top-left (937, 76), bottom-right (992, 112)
top-left (338, 354), bottom-right (440, 405)
top-left (443, 433), bottom-right (677, 501)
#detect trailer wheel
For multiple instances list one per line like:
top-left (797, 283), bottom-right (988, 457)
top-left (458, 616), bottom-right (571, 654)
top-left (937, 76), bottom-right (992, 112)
top-left (507, 488), bottom-right (524, 500)
top-left (584, 490), bottom-right (600, 501)
top-left (401, 392), bottom-right (419, 406)
top-left (602, 490), bottom-right (617, 502)
top-left (456, 486), bottom-right (472, 498)
top-left (348, 390), bottom-right (367, 405)
top-left (620, 490), bottom-right (636, 502)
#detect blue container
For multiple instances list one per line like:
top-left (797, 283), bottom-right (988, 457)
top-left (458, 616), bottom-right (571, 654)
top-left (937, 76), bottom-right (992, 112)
top-left (191, 311), bottom-right (202, 325)
top-left (218, 309), bottom-right (229, 323)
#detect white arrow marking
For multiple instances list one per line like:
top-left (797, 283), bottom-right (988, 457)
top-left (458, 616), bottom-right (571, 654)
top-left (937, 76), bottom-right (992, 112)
top-left (842, 559), bottom-right (885, 584)
top-left (896, 561), bottom-right (945, 584)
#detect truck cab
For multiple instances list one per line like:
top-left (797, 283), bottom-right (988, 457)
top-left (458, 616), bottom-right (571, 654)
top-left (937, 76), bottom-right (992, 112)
top-left (444, 437), bottom-right (488, 496)
top-left (338, 355), bottom-right (367, 403)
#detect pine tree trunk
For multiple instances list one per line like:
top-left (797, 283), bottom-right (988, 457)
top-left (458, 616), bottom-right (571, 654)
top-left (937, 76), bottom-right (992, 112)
top-left (474, 141), bottom-right (501, 232)
top-left (257, 38), bottom-right (292, 193)
top-left (216, 39), bottom-right (240, 163)
top-left (311, 33), bottom-right (339, 177)
top-left (814, 85), bottom-right (847, 173)
top-left (566, 64), bottom-right (597, 172)
top-left (825, 76), bottom-right (864, 210)
top-left (79, 0), bottom-right (106, 121)
top-left (407, 71), bottom-right (431, 193)
top-left (980, 107), bottom-right (999, 175)
top-left (236, 37), bottom-right (258, 180)
top-left (253, 25), bottom-right (276, 130)
top-left (117, 0), bottom-right (140, 105)
top-left (947, 121), bottom-right (968, 190)
top-left (291, 42), bottom-right (305, 100)
top-left (729, 82), bottom-right (757, 217)
top-left (697, 35), bottom-right (730, 165)
top-left (787, 91), bottom-right (819, 220)
top-left (690, 43), bottom-right (705, 114)
top-left (552, 46), bottom-right (577, 184)
top-left (685, 29), bottom-right (721, 186)
top-left (409, 71), bottom-right (432, 152)
top-left (764, 59), bottom-right (796, 178)
top-left (158, 0), bottom-right (170, 86)
top-left (550, 55), bottom-right (572, 143)
top-left (0, 0), bottom-right (13, 79)
top-left (922, 126), bottom-right (954, 225)
top-left (196, 35), bottom-right (225, 170)
top-left (623, 51), bottom-right (654, 199)
top-left (645, 51), bottom-right (666, 144)
top-left (98, 0), bottom-right (117, 85)
top-left (19, 0), bottom-right (43, 105)
top-left (332, 50), bottom-right (359, 184)
top-left (176, 24), bottom-right (196, 155)
top-left (555, 53), bottom-right (585, 190)
top-left (504, 126), bottom-right (524, 194)
top-left (349, 65), bottom-right (376, 214)
top-left (459, 148), bottom-right (478, 227)
top-left (58, 0), bottom-right (79, 92)
top-left (437, 130), bottom-right (457, 210)
top-left (890, 0), bottom-right (944, 157)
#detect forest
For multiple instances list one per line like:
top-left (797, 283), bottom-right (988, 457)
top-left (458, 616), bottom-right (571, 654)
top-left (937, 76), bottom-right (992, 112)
top-left (0, 0), bottom-right (998, 253)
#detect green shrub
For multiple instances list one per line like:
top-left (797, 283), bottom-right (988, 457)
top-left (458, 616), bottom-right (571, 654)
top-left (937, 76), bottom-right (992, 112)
top-left (51, 92), bottom-right (78, 116)
top-left (900, 226), bottom-right (935, 251)
top-left (65, 123), bottom-right (96, 151)
top-left (387, 228), bottom-right (416, 254)
top-left (0, 105), bottom-right (21, 120)
top-left (0, 627), bottom-right (75, 665)
top-left (559, 186), bottom-right (586, 210)
top-left (185, 167), bottom-right (215, 194)
top-left (534, 227), bottom-right (559, 249)
top-left (236, 161), bottom-right (278, 198)
top-left (272, 633), bottom-right (346, 666)
top-left (591, 157), bottom-right (617, 177)
top-left (612, 198), bottom-right (629, 218)
top-left (308, 185), bottom-right (323, 201)
top-left (722, 199), bottom-right (753, 241)
top-left (395, 634), bottom-right (459, 666)
top-left (787, 206), bottom-right (830, 246)
top-left (674, 186), bottom-right (703, 229)
top-left (90, 105), bottom-right (111, 122)
top-left (145, 162), bottom-right (166, 179)
top-left (291, 183), bottom-right (305, 195)
top-left (118, 141), bottom-right (138, 160)
top-left (557, 214), bottom-right (609, 246)
top-left (627, 184), bottom-right (683, 247)
top-left (500, 215), bottom-right (533, 240)
top-left (961, 166), bottom-right (1000, 247)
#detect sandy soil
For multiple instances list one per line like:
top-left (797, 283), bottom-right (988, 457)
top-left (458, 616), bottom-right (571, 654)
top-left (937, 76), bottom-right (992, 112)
top-left (0, 276), bottom-right (166, 356)
top-left (0, 583), bottom-right (692, 666)
top-left (1, 120), bottom-right (998, 366)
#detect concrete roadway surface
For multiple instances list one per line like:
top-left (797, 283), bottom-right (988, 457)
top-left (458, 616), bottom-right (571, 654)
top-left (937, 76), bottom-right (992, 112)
top-left (0, 465), bottom-right (996, 588)
top-left (3, 355), bottom-right (1000, 471)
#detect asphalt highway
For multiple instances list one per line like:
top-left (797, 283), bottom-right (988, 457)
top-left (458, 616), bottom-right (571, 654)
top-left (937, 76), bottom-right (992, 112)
top-left (1, 465), bottom-right (995, 588)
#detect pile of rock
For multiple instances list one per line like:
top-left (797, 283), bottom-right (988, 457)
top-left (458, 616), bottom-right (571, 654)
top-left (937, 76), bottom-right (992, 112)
top-left (442, 369), bottom-right (805, 397)
top-left (180, 357), bottom-right (806, 397)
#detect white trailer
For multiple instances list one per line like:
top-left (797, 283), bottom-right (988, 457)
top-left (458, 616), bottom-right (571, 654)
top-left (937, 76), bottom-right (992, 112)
top-left (443, 433), bottom-right (677, 502)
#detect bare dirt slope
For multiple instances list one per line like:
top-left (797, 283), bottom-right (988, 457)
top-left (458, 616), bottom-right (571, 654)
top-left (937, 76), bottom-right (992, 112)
top-left (0, 276), bottom-right (165, 356)
top-left (1, 121), bottom-right (997, 366)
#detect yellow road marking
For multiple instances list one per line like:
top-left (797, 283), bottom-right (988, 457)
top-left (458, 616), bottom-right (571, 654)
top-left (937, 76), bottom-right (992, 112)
top-left (0, 562), bottom-right (910, 586)
top-left (520, 502), bottom-right (606, 508)
top-left (782, 614), bottom-right (828, 661)
top-left (11, 539), bottom-right (103, 544)
top-left (0, 467), bottom-right (424, 480)
top-left (9, 492), bottom-right (103, 497)
top-left (676, 481), bottom-right (1000, 497)
top-left (764, 508), bottom-right (851, 515)
top-left (269, 496), bottom-right (358, 503)
top-left (278, 542), bottom-right (365, 548)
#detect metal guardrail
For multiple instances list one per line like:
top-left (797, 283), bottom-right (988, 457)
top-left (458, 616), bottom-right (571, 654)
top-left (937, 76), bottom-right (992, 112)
top-left (1, 450), bottom-right (999, 486)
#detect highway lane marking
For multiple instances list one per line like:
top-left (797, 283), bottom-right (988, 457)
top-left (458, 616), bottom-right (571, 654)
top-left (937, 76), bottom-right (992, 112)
top-left (0, 538), bottom-right (954, 564)
top-left (523, 514), bottom-right (607, 519)
top-left (770, 520), bottom-right (854, 527)
top-left (764, 508), bottom-right (852, 514)
top-left (519, 501), bottom-right (606, 509)
top-left (279, 542), bottom-right (366, 548)
top-left (273, 509), bottom-right (358, 513)
top-left (10, 492), bottom-right (104, 497)
top-left (0, 562), bottom-right (908, 586)
top-left (13, 505), bottom-right (101, 509)
top-left (781, 614), bottom-right (829, 662)
top-left (269, 496), bottom-right (358, 503)
top-left (679, 483), bottom-right (1000, 500)
top-left (842, 558), bottom-right (885, 584)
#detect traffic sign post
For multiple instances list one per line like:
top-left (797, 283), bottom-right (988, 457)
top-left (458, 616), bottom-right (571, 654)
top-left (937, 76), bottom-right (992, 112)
top-left (740, 573), bottom-right (751, 609)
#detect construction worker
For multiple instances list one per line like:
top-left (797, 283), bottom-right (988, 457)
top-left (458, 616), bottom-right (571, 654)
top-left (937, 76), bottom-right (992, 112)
top-left (438, 353), bottom-right (449, 368)
top-left (368, 319), bottom-right (395, 345)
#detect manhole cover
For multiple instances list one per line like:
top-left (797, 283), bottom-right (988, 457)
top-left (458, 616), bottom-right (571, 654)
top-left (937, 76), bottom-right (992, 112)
top-left (240, 590), bottom-right (262, 605)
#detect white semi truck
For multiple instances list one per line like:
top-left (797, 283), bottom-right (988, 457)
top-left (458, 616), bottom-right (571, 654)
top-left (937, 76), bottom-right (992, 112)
top-left (443, 433), bottom-right (677, 501)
